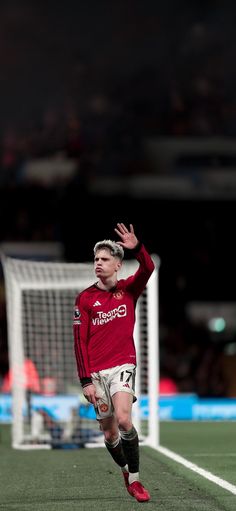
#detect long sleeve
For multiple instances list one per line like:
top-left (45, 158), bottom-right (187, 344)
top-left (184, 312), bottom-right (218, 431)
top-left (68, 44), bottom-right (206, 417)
top-left (73, 293), bottom-right (92, 385)
top-left (125, 243), bottom-right (155, 301)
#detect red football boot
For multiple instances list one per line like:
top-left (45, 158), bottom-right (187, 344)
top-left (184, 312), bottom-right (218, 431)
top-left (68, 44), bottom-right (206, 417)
top-left (128, 481), bottom-right (150, 502)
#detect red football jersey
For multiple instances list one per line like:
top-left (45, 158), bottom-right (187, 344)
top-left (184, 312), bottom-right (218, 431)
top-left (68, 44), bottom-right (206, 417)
top-left (73, 243), bottom-right (155, 382)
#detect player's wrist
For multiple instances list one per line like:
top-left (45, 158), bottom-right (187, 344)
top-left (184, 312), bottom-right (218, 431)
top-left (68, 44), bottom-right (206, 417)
top-left (132, 241), bottom-right (142, 253)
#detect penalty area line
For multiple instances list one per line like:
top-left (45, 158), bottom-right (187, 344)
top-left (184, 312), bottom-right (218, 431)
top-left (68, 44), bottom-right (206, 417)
top-left (157, 445), bottom-right (236, 496)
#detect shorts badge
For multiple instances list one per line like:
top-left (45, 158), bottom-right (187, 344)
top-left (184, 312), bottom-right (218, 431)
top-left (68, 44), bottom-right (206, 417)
top-left (99, 403), bottom-right (109, 413)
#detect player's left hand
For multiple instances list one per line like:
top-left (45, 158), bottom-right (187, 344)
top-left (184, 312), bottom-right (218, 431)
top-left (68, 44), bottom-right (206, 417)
top-left (114, 223), bottom-right (139, 250)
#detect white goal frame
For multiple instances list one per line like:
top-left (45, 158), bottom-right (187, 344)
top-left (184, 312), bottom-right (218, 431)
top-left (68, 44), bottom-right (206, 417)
top-left (1, 253), bottom-right (160, 450)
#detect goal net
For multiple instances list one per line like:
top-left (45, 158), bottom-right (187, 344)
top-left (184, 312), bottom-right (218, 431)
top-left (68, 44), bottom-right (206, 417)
top-left (1, 253), bottom-right (160, 450)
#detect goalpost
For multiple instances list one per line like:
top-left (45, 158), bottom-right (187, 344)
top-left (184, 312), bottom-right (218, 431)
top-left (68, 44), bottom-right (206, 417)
top-left (1, 253), bottom-right (160, 450)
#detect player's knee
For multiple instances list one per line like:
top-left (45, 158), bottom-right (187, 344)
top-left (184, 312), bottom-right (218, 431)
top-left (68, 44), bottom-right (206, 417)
top-left (100, 422), bottom-right (119, 443)
top-left (103, 429), bottom-right (118, 443)
top-left (117, 414), bottom-right (132, 431)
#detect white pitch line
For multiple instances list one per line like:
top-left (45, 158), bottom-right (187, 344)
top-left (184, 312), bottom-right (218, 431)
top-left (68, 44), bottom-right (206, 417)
top-left (158, 445), bottom-right (236, 495)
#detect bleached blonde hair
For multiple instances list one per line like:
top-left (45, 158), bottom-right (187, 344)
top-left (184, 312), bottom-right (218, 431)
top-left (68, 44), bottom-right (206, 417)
top-left (93, 239), bottom-right (124, 261)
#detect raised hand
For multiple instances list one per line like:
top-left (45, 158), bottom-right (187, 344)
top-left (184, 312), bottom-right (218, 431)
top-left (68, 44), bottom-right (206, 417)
top-left (114, 223), bottom-right (138, 250)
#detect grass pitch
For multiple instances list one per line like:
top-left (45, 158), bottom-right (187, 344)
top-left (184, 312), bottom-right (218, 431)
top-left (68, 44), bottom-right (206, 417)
top-left (0, 422), bottom-right (236, 510)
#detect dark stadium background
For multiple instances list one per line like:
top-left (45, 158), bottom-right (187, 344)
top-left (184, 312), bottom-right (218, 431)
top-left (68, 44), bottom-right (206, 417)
top-left (0, 0), bottom-right (236, 398)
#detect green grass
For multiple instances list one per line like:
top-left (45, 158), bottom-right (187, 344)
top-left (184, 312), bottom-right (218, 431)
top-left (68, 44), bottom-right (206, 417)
top-left (0, 422), bottom-right (236, 510)
top-left (160, 421), bottom-right (236, 485)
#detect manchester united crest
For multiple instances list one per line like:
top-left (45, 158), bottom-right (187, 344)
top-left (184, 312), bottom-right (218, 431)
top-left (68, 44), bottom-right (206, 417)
top-left (99, 403), bottom-right (109, 413)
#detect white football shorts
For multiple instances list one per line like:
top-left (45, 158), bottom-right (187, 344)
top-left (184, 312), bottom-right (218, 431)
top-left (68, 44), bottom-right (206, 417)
top-left (91, 363), bottom-right (136, 420)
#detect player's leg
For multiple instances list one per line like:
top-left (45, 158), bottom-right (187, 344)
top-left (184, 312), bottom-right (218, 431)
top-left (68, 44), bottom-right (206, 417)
top-left (110, 363), bottom-right (150, 502)
top-left (99, 415), bottom-right (129, 488)
top-left (110, 365), bottom-right (139, 482)
top-left (112, 391), bottom-right (139, 479)
top-left (112, 391), bottom-right (150, 501)
top-left (92, 372), bottom-right (129, 481)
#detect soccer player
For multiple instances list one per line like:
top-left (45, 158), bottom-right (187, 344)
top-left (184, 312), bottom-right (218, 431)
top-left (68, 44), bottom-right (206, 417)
top-left (73, 222), bottom-right (155, 502)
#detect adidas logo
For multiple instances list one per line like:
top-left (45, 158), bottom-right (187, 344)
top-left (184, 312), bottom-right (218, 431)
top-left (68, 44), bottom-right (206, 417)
top-left (93, 300), bottom-right (101, 307)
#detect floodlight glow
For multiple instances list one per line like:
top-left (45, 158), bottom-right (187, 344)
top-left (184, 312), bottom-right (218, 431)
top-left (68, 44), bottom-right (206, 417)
top-left (208, 317), bottom-right (226, 332)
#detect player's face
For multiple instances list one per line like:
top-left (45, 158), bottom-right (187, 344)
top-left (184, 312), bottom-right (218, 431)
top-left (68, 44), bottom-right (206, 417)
top-left (94, 249), bottom-right (121, 278)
